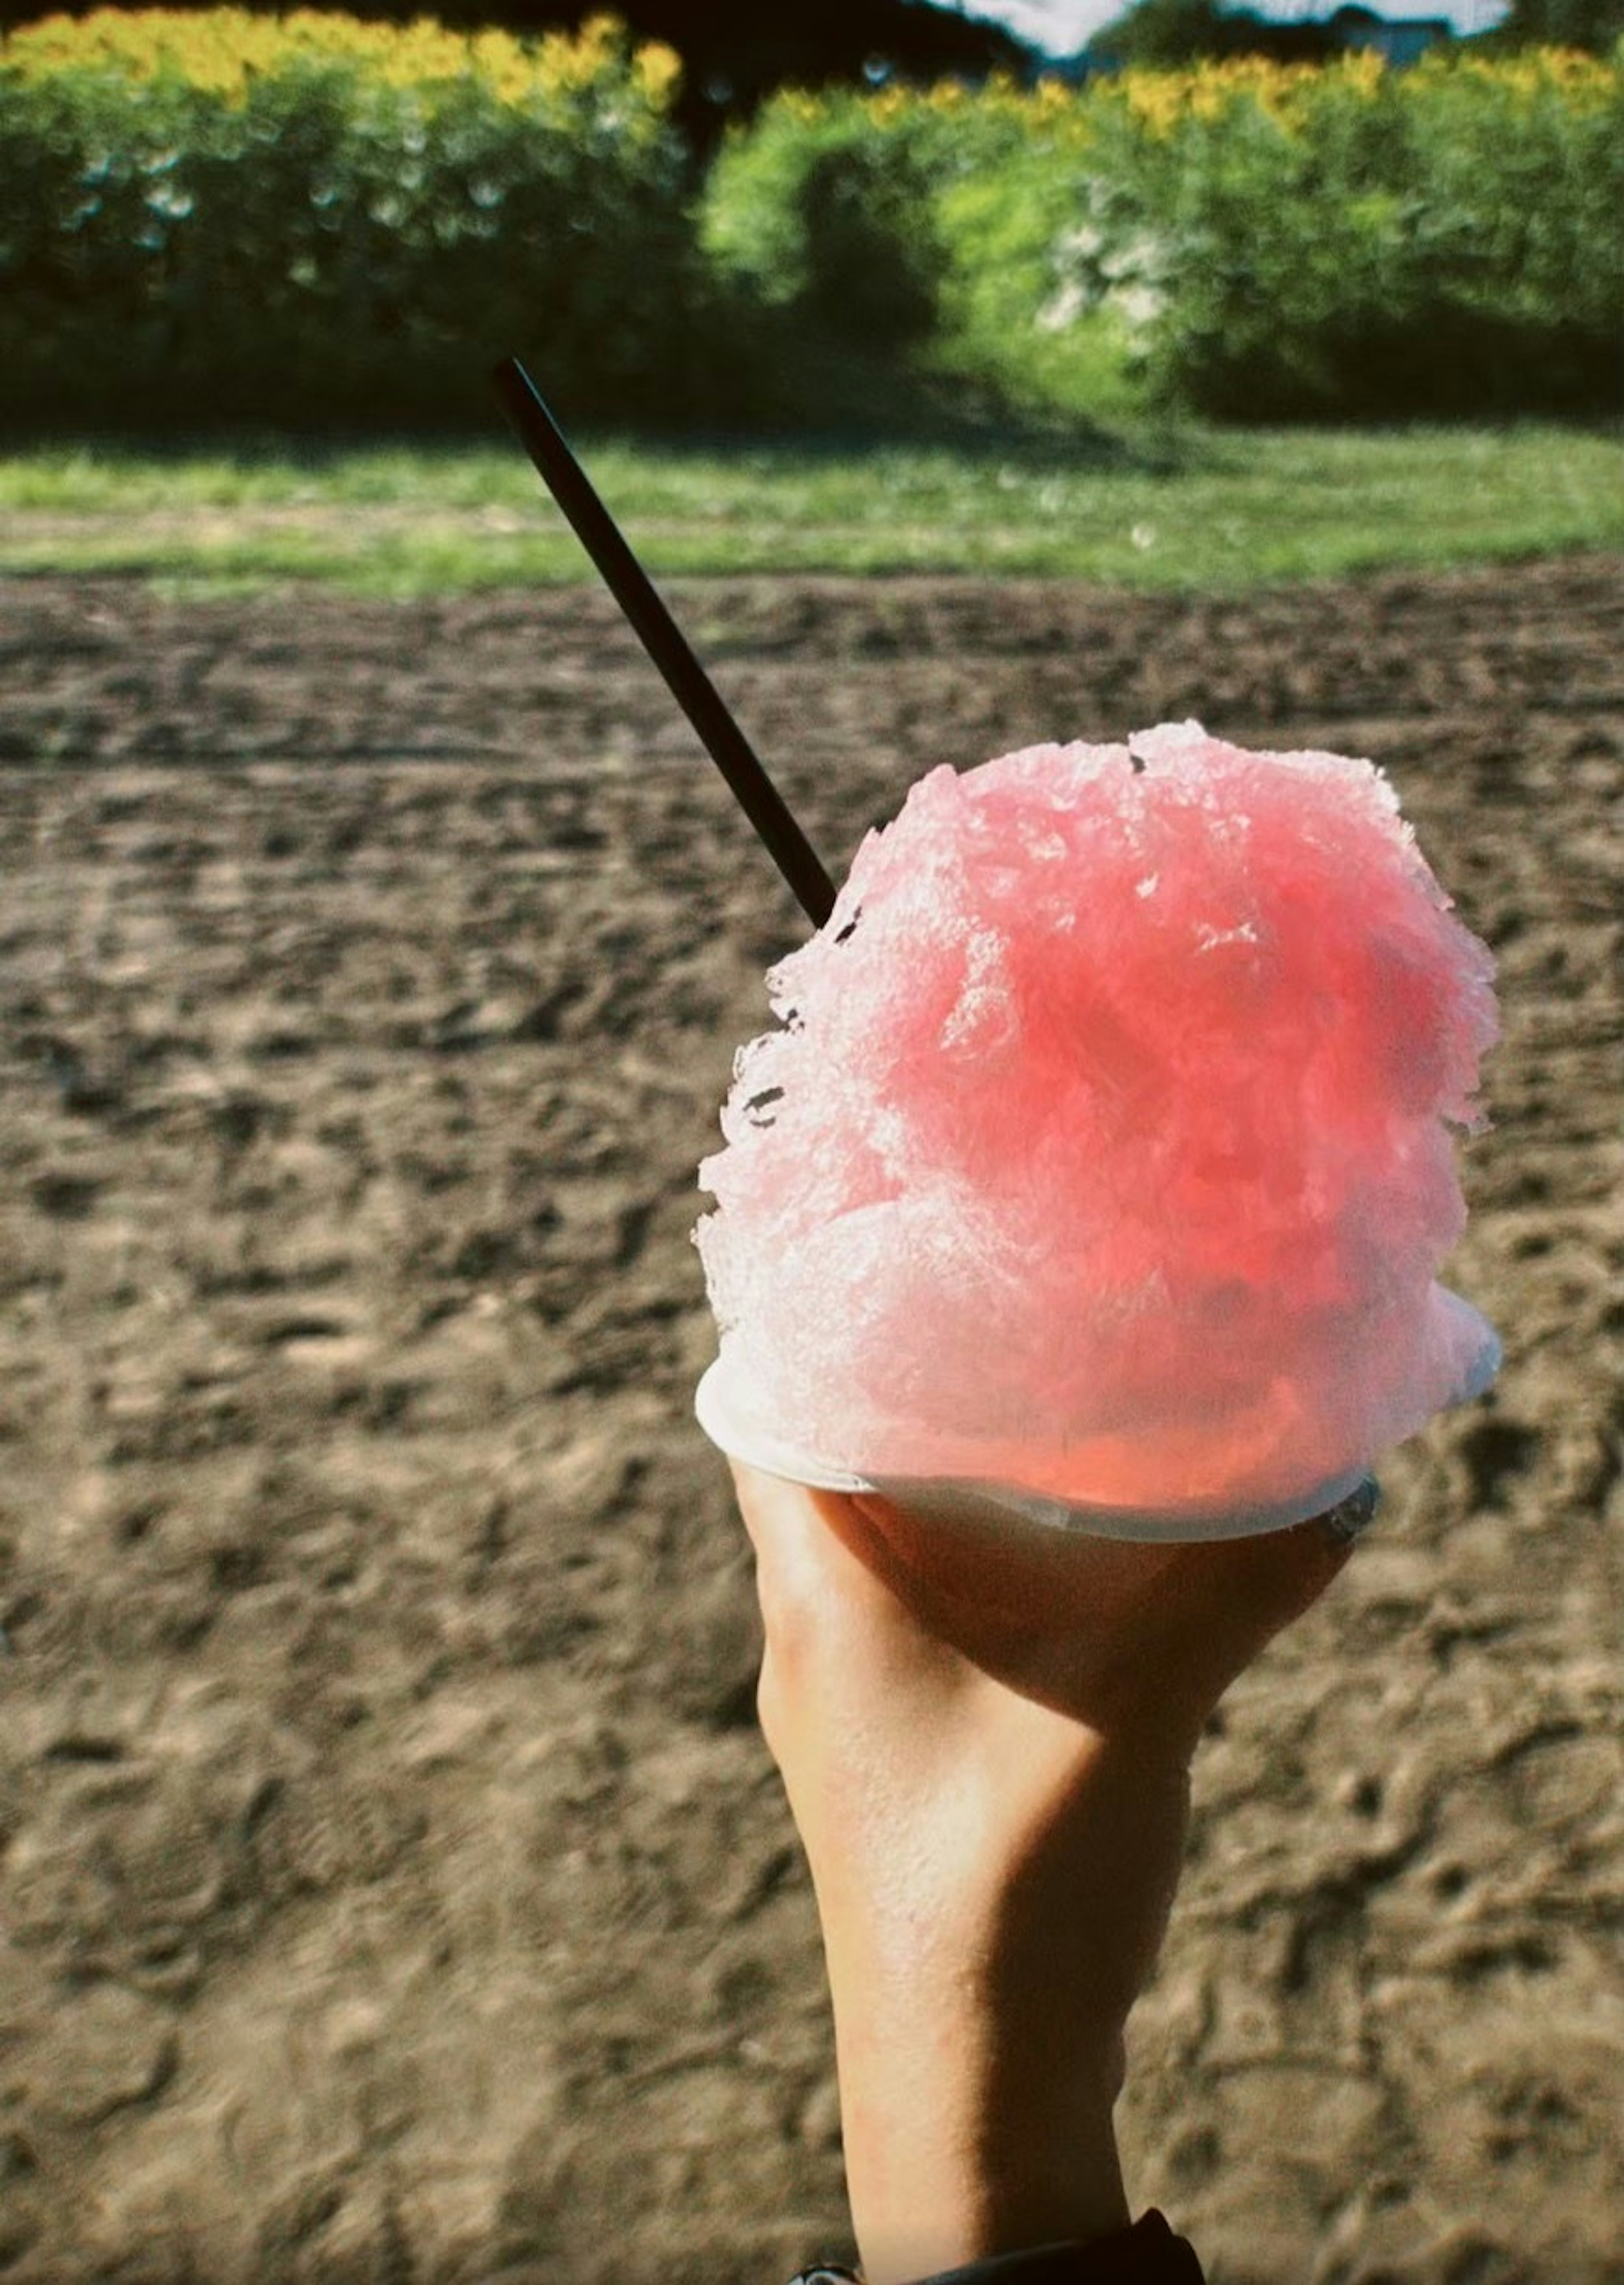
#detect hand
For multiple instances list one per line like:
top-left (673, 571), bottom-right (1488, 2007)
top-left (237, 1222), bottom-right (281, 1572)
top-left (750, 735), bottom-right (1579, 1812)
top-left (733, 1464), bottom-right (1360, 2285)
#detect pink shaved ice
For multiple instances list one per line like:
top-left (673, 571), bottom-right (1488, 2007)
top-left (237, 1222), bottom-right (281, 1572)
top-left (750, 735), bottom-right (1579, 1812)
top-left (696, 722), bottom-right (1499, 1519)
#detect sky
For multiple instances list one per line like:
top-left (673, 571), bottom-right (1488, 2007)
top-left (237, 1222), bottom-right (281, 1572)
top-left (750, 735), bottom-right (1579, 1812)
top-left (966, 0), bottom-right (1511, 53)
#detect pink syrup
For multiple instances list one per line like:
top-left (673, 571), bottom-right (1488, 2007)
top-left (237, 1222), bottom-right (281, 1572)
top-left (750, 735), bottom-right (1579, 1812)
top-left (697, 723), bottom-right (1498, 1519)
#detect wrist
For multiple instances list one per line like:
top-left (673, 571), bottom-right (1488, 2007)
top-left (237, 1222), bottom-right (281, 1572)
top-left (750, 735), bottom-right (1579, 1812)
top-left (826, 1958), bottom-right (1130, 2285)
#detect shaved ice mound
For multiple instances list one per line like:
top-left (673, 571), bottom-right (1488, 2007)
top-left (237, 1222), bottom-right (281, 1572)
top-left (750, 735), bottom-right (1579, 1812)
top-left (696, 723), bottom-right (1499, 1528)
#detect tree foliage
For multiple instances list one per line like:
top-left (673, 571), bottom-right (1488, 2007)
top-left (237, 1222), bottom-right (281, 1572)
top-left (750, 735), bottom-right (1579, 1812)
top-left (1495, 0), bottom-right (1624, 53)
top-left (1087, 0), bottom-right (1334, 68)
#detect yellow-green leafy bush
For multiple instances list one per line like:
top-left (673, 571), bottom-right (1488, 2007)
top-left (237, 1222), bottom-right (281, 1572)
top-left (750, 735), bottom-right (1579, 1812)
top-left (1083, 50), bottom-right (1624, 413)
top-left (704, 51), bottom-right (1624, 419)
top-left (0, 9), bottom-right (700, 425)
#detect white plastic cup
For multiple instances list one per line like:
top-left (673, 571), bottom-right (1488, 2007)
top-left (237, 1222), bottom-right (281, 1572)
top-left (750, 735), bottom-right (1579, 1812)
top-left (695, 1351), bottom-right (1399, 1545)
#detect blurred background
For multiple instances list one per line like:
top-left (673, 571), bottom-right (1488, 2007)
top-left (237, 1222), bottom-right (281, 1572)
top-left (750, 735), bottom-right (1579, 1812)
top-left (0, 0), bottom-right (1621, 437)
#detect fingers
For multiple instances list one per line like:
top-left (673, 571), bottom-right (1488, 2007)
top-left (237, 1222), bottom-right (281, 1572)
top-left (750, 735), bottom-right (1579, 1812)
top-left (730, 1462), bottom-right (936, 1683)
top-left (1127, 1489), bottom-right (1372, 1739)
top-left (731, 1456), bottom-right (1376, 1749)
top-left (733, 1461), bottom-right (883, 1629)
top-left (1313, 1475), bottom-right (1382, 1551)
top-left (1186, 1478), bottom-right (1377, 1653)
top-left (850, 1484), bottom-right (1184, 1637)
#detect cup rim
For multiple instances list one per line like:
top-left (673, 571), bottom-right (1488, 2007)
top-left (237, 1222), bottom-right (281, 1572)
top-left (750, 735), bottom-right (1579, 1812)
top-left (695, 1354), bottom-right (1380, 1544)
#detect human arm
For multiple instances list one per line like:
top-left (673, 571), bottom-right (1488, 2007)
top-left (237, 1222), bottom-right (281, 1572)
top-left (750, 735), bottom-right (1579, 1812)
top-left (734, 1464), bottom-right (1365, 2285)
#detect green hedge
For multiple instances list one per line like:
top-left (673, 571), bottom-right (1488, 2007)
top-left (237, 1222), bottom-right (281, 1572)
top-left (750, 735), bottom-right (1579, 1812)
top-left (3, 16), bottom-right (1620, 429)
top-left (1086, 52), bottom-right (1624, 415)
top-left (0, 9), bottom-right (706, 426)
top-left (705, 82), bottom-right (1084, 400)
top-left (703, 53), bottom-right (1624, 421)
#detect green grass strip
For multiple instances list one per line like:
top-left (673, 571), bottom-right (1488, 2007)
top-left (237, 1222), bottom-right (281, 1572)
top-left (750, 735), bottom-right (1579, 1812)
top-left (2, 422), bottom-right (1620, 598)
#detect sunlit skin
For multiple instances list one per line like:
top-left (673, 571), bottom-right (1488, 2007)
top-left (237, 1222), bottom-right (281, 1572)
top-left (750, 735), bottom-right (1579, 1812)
top-left (733, 1461), bottom-right (1355, 2283)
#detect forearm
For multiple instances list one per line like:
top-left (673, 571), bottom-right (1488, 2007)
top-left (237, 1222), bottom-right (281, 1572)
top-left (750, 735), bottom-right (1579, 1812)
top-left (824, 1945), bottom-right (1130, 2285)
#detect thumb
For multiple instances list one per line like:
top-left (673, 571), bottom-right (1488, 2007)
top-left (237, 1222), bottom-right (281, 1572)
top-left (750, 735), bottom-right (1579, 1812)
top-left (1135, 1479), bottom-right (1378, 1735)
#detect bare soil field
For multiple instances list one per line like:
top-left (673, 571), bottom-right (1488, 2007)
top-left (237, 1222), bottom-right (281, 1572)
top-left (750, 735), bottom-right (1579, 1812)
top-left (0, 560), bottom-right (1620, 2285)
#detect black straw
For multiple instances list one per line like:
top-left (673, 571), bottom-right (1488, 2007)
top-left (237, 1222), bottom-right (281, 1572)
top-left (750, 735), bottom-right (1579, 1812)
top-left (492, 357), bottom-right (837, 929)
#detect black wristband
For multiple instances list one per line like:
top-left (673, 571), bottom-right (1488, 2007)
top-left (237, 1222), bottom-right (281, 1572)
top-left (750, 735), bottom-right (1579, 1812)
top-left (787, 2211), bottom-right (1204, 2285)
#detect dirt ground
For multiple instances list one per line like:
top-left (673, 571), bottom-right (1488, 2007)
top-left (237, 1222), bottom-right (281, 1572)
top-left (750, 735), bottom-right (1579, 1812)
top-left (0, 559), bottom-right (1620, 2285)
